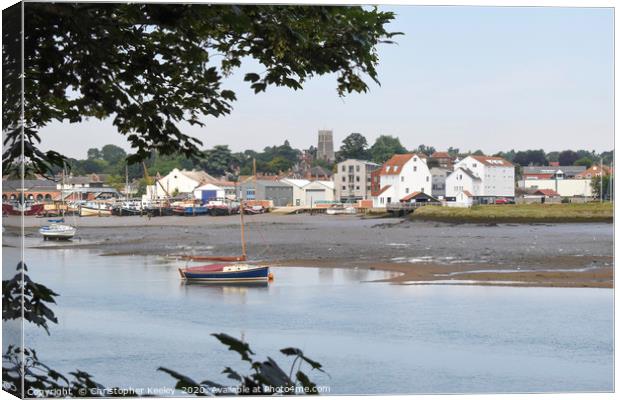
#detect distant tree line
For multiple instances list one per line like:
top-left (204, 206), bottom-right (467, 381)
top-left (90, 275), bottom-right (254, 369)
top-left (55, 134), bottom-right (612, 192)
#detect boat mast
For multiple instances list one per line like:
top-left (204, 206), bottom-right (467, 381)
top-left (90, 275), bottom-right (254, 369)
top-left (253, 158), bottom-right (257, 196)
top-left (61, 164), bottom-right (66, 217)
top-left (239, 180), bottom-right (247, 259)
top-left (125, 164), bottom-right (129, 201)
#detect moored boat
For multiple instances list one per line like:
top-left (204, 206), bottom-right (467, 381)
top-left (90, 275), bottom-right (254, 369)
top-left (178, 264), bottom-right (270, 282)
top-left (172, 205), bottom-right (209, 216)
top-left (39, 219), bottom-right (76, 240)
top-left (79, 202), bottom-right (112, 216)
top-left (178, 189), bottom-right (271, 283)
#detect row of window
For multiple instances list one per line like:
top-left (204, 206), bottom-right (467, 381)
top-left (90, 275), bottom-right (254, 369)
top-left (341, 186), bottom-right (371, 191)
top-left (342, 165), bottom-right (362, 172)
top-left (341, 176), bottom-right (371, 183)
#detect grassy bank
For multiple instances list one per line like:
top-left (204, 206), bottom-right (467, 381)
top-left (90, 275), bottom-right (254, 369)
top-left (410, 202), bottom-right (613, 223)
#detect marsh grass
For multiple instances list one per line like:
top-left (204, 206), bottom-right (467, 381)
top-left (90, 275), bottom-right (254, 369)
top-left (411, 202), bottom-right (613, 223)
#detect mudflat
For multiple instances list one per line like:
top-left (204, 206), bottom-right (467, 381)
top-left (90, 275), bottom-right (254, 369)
top-left (4, 214), bottom-right (613, 288)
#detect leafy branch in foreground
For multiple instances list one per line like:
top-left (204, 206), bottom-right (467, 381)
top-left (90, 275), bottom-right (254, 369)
top-left (159, 333), bottom-right (326, 396)
top-left (3, 3), bottom-right (399, 177)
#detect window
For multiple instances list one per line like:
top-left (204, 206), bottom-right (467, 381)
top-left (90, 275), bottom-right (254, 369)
top-left (413, 166), bottom-right (417, 172)
top-left (342, 177), bottom-right (346, 182)
top-left (367, 186), bottom-right (371, 191)
top-left (414, 157), bottom-right (417, 161)
top-left (426, 176), bottom-right (429, 182)
top-left (401, 176), bottom-right (404, 182)
top-left (356, 186), bottom-right (360, 190)
top-left (386, 166), bottom-right (390, 172)
top-left (405, 188), bottom-right (409, 194)
top-left (356, 165), bottom-right (360, 172)
top-left (356, 176), bottom-right (360, 182)
top-left (342, 186), bottom-right (346, 190)
top-left (473, 163), bottom-right (477, 168)
top-left (380, 197), bottom-right (384, 204)
top-left (394, 166), bottom-right (399, 172)
top-left (342, 166), bottom-right (346, 172)
top-left (420, 188), bottom-right (424, 193)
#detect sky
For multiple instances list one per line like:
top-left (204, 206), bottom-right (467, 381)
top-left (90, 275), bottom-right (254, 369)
top-left (39, 5), bottom-right (614, 159)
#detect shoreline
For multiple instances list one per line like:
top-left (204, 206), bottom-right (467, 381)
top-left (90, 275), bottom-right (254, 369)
top-left (3, 214), bottom-right (613, 289)
top-left (264, 257), bottom-right (613, 289)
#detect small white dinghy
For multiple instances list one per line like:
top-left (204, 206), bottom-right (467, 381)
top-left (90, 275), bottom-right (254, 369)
top-left (39, 219), bottom-right (76, 240)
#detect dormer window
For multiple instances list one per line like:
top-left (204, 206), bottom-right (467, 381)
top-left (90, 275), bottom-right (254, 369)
top-left (386, 166), bottom-right (391, 172)
top-left (394, 166), bottom-right (398, 172)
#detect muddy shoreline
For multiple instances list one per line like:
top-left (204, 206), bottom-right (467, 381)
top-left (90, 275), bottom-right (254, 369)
top-left (3, 214), bottom-right (614, 288)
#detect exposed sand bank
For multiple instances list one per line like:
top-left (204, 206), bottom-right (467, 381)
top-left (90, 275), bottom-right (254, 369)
top-left (3, 214), bottom-right (613, 288)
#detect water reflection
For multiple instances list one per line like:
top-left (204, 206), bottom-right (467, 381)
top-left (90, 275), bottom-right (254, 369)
top-left (8, 248), bottom-right (614, 394)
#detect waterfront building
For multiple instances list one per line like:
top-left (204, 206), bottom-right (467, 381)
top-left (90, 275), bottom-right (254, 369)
top-left (317, 129), bottom-right (335, 163)
top-left (518, 177), bottom-right (593, 198)
top-left (2, 179), bottom-right (60, 203)
top-left (445, 155), bottom-right (515, 204)
top-left (518, 164), bottom-right (599, 198)
top-left (239, 180), bottom-right (293, 207)
top-left (430, 151), bottom-right (454, 169)
top-left (148, 168), bottom-right (217, 198)
top-left (372, 153), bottom-right (432, 207)
top-left (281, 178), bottom-right (336, 207)
top-left (334, 159), bottom-right (380, 202)
top-left (430, 167), bottom-right (450, 199)
top-left (575, 165), bottom-right (612, 179)
top-left (521, 165), bottom-right (586, 180)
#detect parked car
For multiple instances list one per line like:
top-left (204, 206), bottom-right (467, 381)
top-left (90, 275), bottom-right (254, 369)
top-left (494, 198), bottom-right (514, 204)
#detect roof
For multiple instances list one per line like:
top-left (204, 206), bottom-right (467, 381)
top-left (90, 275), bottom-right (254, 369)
top-left (379, 154), bottom-right (414, 175)
top-left (575, 165), bottom-right (612, 178)
top-left (534, 189), bottom-right (561, 197)
top-left (523, 173), bottom-right (555, 179)
top-left (336, 159), bottom-right (380, 167)
top-left (462, 190), bottom-right (473, 197)
top-left (400, 192), bottom-right (439, 202)
top-left (3, 179), bottom-right (58, 192)
top-left (255, 180), bottom-right (293, 188)
top-left (431, 152), bottom-right (451, 159)
top-left (180, 170), bottom-right (217, 184)
top-left (470, 155), bottom-right (513, 167)
top-left (281, 178), bottom-right (311, 188)
top-left (376, 185), bottom-right (392, 196)
top-left (455, 167), bottom-right (481, 181)
top-left (522, 166), bottom-right (586, 176)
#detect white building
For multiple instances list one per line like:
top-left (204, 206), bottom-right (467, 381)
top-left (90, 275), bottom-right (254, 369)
top-left (281, 178), bottom-right (335, 207)
top-left (147, 168), bottom-right (216, 199)
top-left (445, 156), bottom-right (515, 203)
top-left (373, 153), bottom-right (432, 207)
top-left (518, 178), bottom-right (593, 197)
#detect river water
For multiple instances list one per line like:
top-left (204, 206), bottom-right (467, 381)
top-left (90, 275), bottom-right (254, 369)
top-left (5, 248), bottom-right (613, 395)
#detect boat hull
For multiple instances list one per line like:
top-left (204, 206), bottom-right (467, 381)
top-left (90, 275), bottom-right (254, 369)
top-left (173, 206), bottom-right (208, 216)
top-left (179, 265), bottom-right (270, 282)
top-left (80, 206), bottom-right (112, 217)
top-left (39, 227), bottom-right (76, 240)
